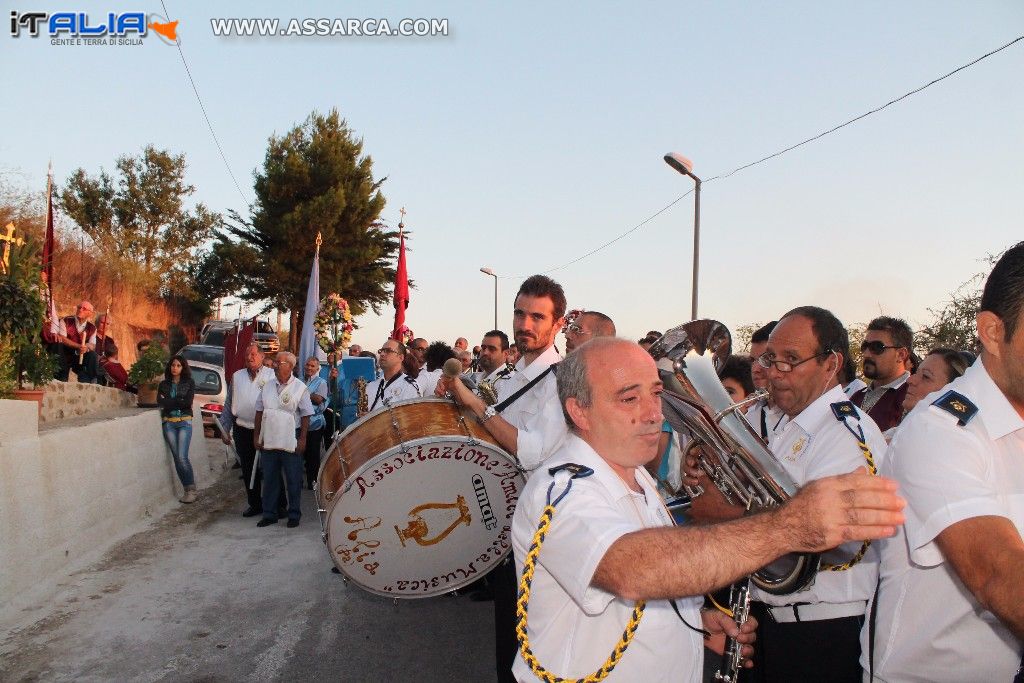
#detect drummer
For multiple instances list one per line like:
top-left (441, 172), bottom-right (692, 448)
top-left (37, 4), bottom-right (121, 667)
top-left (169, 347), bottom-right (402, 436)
top-left (437, 274), bottom-right (570, 683)
top-left (361, 339), bottom-right (421, 415)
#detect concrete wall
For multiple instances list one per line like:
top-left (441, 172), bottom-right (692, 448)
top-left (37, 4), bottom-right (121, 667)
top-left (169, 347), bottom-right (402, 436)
top-left (40, 380), bottom-right (136, 424)
top-left (0, 399), bottom-right (228, 621)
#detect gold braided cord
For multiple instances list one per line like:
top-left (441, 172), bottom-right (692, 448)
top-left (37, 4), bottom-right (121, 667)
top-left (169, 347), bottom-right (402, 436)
top-left (821, 434), bottom-right (878, 572)
top-left (516, 503), bottom-right (646, 683)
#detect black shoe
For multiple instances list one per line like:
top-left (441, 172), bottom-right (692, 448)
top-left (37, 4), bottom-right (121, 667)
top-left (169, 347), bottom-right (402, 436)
top-left (287, 519), bottom-right (300, 528)
top-left (257, 518), bottom-right (277, 527)
top-left (242, 507), bottom-right (262, 518)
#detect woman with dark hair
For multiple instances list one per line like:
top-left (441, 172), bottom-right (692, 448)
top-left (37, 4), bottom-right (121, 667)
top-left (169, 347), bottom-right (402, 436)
top-left (902, 347), bottom-right (972, 414)
top-left (157, 354), bottom-right (198, 503)
top-left (880, 346), bottom-right (972, 441)
top-left (718, 354), bottom-right (755, 402)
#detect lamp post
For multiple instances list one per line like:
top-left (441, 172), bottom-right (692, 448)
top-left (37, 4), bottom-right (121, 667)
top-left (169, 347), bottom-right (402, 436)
top-left (480, 267), bottom-right (498, 330)
top-left (663, 152), bottom-right (702, 320)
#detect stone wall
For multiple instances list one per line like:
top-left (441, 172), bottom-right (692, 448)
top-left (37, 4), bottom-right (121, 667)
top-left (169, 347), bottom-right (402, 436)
top-left (39, 380), bottom-right (137, 424)
top-left (0, 399), bottom-right (229, 624)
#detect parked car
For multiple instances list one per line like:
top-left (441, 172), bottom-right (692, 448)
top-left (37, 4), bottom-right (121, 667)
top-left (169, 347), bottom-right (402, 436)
top-left (179, 344), bottom-right (225, 367)
top-left (188, 360), bottom-right (226, 437)
top-left (201, 319), bottom-right (279, 355)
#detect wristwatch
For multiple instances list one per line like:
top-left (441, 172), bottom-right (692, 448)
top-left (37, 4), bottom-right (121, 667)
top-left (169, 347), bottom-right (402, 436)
top-left (478, 405), bottom-right (497, 424)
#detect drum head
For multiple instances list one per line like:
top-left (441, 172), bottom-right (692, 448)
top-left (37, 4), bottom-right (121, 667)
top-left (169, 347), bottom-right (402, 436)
top-left (325, 436), bottom-right (524, 598)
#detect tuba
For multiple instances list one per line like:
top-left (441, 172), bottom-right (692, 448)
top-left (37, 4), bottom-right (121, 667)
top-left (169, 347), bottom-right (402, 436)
top-left (649, 320), bottom-right (819, 596)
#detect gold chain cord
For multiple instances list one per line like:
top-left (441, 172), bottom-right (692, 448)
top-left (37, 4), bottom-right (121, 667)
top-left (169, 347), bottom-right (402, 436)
top-left (820, 426), bottom-right (878, 572)
top-left (516, 503), bottom-right (646, 682)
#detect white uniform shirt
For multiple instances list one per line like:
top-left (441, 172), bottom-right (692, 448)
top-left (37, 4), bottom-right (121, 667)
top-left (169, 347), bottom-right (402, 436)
top-left (254, 374), bottom-right (314, 451)
top-left (416, 368), bottom-right (443, 399)
top-left (754, 385), bottom-right (887, 609)
top-left (844, 378), bottom-right (868, 398)
top-left (866, 360), bottom-right (1024, 682)
top-left (496, 345), bottom-right (567, 473)
top-left (743, 399), bottom-right (785, 440)
top-left (364, 372), bottom-right (421, 413)
top-left (229, 366), bottom-right (276, 429)
top-left (512, 434), bottom-right (703, 683)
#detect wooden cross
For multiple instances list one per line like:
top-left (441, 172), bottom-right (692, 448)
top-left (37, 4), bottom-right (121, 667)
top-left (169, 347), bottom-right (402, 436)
top-left (1, 222), bottom-right (26, 274)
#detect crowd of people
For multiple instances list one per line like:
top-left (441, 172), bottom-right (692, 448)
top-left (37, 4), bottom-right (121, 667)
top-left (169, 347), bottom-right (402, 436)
top-left (311, 242), bottom-right (1023, 683)
top-left (50, 237), bottom-right (1021, 681)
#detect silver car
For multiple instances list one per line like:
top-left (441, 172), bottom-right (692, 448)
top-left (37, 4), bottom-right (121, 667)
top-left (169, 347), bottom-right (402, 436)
top-left (188, 360), bottom-right (226, 436)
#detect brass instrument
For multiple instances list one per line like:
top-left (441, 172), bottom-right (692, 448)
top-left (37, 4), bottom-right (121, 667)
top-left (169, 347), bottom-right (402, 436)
top-left (354, 377), bottom-right (368, 417)
top-left (649, 319), bottom-right (820, 596)
top-left (477, 378), bottom-right (498, 405)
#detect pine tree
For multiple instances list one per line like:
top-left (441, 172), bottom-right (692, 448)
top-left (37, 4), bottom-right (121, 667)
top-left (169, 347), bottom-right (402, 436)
top-left (213, 109), bottom-right (398, 347)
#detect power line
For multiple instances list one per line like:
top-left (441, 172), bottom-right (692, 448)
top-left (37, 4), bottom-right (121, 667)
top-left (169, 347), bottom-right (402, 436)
top-left (160, 1), bottom-right (251, 208)
top-left (507, 34), bottom-right (1024, 279)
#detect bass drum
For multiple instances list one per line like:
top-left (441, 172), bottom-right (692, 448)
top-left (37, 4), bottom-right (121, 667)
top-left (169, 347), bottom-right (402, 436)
top-left (322, 398), bottom-right (525, 598)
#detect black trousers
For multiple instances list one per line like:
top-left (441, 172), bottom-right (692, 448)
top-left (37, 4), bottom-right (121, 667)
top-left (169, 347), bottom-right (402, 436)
top-left (746, 606), bottom-right (863, 683)
top-left (303, 427), bottom-right (324, 488)
top-left (493, 557), bottom-right (518, 683)
top-left (57, 349), bottom-right (98, 383)
top-left (233, 424), bottom-right (262, 511)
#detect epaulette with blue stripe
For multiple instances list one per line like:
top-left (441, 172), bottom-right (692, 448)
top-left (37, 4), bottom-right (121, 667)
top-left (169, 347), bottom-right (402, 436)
top-left (831, 401), bottom-right (859, 421)
top-left (932, 390), bottom-right (978, 426)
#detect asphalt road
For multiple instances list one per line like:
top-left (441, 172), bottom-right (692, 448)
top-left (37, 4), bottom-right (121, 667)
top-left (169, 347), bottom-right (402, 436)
top-left (0, 437), bottom-right (496, 682)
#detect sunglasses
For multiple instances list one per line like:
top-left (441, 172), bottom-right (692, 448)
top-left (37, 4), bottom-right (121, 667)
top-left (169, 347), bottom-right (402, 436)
top-left (378, 348), bottom-right (400, 356)
top-left (860, 341), bottom-right (900, 355)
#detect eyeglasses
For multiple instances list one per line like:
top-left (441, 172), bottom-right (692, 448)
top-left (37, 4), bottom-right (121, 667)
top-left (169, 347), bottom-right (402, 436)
top-left (378, 348), bottom-right (399, 356)
top-left (860, 340), bottom-right (901, 355)
top-left (411, 346), bottom-right (428, 353)
top-left (757, 351), bottom-right (829, 373)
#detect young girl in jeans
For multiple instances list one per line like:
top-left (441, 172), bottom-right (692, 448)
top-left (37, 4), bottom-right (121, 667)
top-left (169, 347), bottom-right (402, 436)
top-left (158, 355), bottom-right (197, 503)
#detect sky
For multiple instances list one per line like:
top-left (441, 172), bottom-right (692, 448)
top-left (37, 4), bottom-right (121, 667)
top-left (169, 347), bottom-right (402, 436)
top-left (3, 1), bottom-right (1023, 351)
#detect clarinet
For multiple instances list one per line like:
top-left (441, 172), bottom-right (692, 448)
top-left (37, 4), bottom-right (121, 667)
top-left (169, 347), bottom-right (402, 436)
top-left (714, 578), bottom-right (752, 683)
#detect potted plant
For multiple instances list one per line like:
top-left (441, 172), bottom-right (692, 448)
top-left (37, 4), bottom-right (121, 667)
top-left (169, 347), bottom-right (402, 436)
top-left (12, 333), bottom-right (57, 409)
top-left (0, 237), bottom-right (53, 410)
top-left (129, 342), bottom-right (167, 407)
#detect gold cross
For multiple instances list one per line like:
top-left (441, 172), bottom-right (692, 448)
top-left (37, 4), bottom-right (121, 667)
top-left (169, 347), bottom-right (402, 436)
top-left (1, 222), bottom-right (26, 273)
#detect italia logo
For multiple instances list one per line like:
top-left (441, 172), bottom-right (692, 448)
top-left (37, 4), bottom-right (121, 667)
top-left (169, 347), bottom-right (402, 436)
top-left (10, 11), bottom-right (179, 44)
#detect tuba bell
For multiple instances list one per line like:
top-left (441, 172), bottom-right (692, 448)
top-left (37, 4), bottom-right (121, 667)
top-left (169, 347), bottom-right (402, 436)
top-left (649, 319), bottom-right (819, 596)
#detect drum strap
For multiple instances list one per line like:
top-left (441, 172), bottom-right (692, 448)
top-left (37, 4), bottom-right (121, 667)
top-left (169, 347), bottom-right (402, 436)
top-left (370, 374), bottom-right (401, 411)
top-left (495, 364), bottom-right (557, 414)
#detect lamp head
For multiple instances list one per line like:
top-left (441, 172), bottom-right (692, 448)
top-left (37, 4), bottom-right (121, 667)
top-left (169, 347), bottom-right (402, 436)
top-left (663, 152), bottom-right (694, 176)
top-left (480, 267), bottom-right (495, 276)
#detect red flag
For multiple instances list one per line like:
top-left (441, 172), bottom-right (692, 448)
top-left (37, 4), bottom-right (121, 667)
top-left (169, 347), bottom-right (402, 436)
top-left (392, 229), bottom-right (409, 338)
top-left (223, 319), bottom-right (256, 382)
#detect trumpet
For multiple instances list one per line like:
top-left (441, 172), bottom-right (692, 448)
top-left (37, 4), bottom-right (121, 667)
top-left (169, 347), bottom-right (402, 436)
top-left (649, 319), bottom-right (820, 596)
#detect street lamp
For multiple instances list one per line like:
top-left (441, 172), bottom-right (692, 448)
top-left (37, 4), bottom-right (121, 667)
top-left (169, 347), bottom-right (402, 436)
top-left (663, 151), bottom-right (702, 320)
top-left (480, 267), bottom-right (498, 330)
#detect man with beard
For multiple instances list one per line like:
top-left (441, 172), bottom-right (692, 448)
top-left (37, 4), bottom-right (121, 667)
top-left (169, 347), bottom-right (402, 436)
top-left (403, 337), bottom-right (428, 384)
top-left (474, 329), bottom-right (516, 403)
top-left (851, 316), bottom-right (914, 432)
top-left (867, 242), bottom-right (1024, 682)
top-left (437, 274), bottom-right (569, 683)
top-left (563, 310), bottom-right (616, 353)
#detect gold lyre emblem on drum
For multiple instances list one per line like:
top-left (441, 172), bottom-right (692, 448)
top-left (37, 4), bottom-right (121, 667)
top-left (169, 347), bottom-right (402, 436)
top-left (394, 495), bottom-right (472, 547)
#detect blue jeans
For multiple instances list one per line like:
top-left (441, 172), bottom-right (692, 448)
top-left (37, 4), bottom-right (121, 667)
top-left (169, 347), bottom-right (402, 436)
top-left (162, 419), bottom-right (195, 488)
top-left (261, 448), bottom-right (302, 521)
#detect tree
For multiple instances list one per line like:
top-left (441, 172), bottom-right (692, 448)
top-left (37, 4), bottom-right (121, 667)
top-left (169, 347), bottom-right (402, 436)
top-left (58, 146), bottom-right (219, 296)
top-left (213, 109), bottom-right (398, 348)
top-left (916, 274), bottom-right (984, 355)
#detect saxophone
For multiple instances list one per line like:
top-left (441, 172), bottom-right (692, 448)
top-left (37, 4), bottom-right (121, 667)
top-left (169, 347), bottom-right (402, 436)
top-left (354, 377), bottom-right (368, 417)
